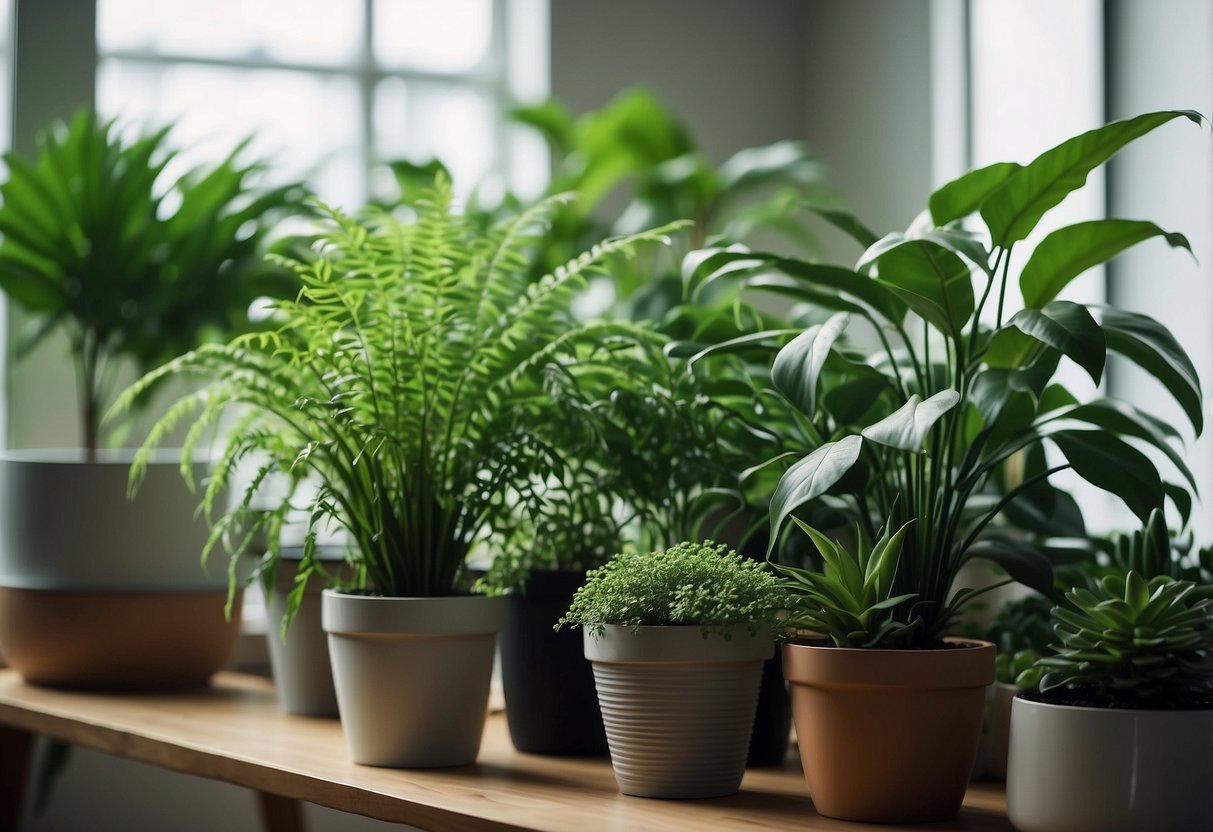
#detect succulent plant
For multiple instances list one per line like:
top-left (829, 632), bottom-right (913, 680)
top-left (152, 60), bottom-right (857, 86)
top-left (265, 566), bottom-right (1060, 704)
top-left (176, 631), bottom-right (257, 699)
top-left (775, 518), bottom-right (919, 648)
top-left (557, 540), bottom-right (786, 638)
top-left (1037, 571), bottom-right (1213, 707)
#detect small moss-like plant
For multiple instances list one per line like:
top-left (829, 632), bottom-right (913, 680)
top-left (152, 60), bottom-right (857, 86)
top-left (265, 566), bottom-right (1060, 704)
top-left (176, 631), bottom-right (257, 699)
top-left (558, 541), bottom-right (786, 638)
top-left (1036, 571), bottom-right (1213, 708)
top-left (776, 518), bottom-right (918, 648)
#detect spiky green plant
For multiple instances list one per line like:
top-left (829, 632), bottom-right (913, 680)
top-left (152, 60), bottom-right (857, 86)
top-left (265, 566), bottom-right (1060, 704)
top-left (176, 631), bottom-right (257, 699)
top-left (558, 541), bottom-right (787, 638)
top-left (114, 177), bottom-right (680, 618)
top-left (775, 518), bottom-right (918, 648)
top-left (0, 109), bottom-right (304, 455)
top-left (1037, 571), bottom-right (1213, 707)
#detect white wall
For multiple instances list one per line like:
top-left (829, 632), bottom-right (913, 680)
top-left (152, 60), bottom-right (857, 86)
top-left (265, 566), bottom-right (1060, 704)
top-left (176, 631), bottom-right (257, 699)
top-left (1105, 0), bottom-right (1213, 541)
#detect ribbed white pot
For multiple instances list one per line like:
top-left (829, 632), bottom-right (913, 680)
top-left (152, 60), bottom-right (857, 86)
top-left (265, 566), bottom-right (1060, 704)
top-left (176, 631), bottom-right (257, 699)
top-left (1007, 695), bottom-right (1213, 831)
top-left (322, 590), bottom-right (506, 768)
top-left (585, 624), bottom-right (773, 799)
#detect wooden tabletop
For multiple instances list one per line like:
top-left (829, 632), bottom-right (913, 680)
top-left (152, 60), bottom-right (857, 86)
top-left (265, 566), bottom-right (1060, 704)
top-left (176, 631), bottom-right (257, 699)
top-left (0, 669), bottom-right (1011, 831)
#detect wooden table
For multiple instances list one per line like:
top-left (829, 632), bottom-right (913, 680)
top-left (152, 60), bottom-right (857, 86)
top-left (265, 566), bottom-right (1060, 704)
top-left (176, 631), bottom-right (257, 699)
top-left (0, 669), bottom-right (1012, 831)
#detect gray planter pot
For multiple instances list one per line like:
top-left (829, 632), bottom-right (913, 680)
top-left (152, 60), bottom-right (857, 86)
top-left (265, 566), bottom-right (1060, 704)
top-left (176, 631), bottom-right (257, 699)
top-left (584, 624), bottom-right (772, 799)
top-left (0, 451), bottom-right (240, 689)
top-left (974, 681), bottom-right (1017, 780)
top-left (263, 558), bottom-right (339, 716)
top-left (1007, 695), bottom-right (1213, 831)
top-left (322, 590), bottom-right (506, 767)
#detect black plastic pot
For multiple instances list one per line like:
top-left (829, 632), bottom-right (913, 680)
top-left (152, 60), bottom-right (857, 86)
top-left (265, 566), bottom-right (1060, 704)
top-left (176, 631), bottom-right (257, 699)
top-left (747, 649), bottom-right (792, 765)
top-left (499, 569), bottom-right (608, 756)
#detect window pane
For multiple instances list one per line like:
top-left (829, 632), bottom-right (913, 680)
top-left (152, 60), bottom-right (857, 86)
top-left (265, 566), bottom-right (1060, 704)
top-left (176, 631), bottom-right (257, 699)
top-left (373, 77), bottom-right (497, 196)
top-left (373, 0), bottom-right (493, 73)
top-left (98, 0), bottom-right (364, 66)
top-left (98, 60), bottom-right (365, 209)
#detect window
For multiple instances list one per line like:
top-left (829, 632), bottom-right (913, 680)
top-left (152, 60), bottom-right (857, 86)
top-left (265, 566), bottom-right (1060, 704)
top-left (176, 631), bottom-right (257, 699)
top-left (96, 0), bottom-right (549, 210)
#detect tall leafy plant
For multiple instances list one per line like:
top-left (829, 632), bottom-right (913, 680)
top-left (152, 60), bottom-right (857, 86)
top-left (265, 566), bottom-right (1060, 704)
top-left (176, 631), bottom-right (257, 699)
top-left (689, 110), bottom-right (1205, 647)
top-left (0, 109), bottom-right (305, 455)
top-left (116, 178), bottom-right (679, 616)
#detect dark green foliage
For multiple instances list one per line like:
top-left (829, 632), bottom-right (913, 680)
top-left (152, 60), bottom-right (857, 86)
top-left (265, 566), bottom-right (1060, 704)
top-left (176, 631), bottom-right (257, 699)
top-left (0, 109), bottom-right (306, 453)
top-left (558, 540), bottom-right (787, 638)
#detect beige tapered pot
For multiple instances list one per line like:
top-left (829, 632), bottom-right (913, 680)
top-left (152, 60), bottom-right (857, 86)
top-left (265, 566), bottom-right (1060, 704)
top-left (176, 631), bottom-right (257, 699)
top-left (1007, 695), bottom-right (1213, 831)
top-left (783, 637), bottom-right (994, 823)
top-left (322, 590), bottom-right (506, 768)
top-left (585, 624), bottom-right (773, 799)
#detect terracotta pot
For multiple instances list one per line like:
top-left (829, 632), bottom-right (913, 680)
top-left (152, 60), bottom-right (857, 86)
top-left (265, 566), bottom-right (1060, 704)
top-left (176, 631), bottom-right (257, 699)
top-left (0, 451), bottom-right (238, 690)
top-left (500, 569), bottom-right (607, 755)
top-left (323, 590), bottom-right (506, 767)
top-left (1007, 695), bottom-right (1213, 831)
top-left (783, 637), bottom-right (994, 823)
top-left (586, 624), bottom-right (773, 799)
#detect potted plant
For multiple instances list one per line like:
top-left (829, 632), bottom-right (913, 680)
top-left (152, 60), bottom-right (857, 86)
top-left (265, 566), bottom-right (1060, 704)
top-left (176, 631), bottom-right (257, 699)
top-left (1007, 568), bottom-right (1213, 831)
top-left (0, 110), bottom-right (303, 689)
top-left (558, 541), bottom-right (785, 798)
top-left (122, 177), bottom-right (680, 767)
top-left (688, 109), bottom-right (1205, 821)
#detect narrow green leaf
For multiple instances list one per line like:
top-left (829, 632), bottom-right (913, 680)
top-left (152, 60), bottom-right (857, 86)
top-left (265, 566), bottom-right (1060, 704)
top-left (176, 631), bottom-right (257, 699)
top-left (870, 239), bottom-right (974, 338)
top-left (1099, 305), bottom-right (1203, 435)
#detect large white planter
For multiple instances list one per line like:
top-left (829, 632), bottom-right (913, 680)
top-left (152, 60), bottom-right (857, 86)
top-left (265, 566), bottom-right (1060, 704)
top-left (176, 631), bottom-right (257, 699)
top-left (585, 624), bottom-right (772, 799)
top-left (1007, 695), bottom-right (1213, 831)
top-left (0, 451), bottom-right (240, 689)
top-left (322, 590), bottom-right (506, 767)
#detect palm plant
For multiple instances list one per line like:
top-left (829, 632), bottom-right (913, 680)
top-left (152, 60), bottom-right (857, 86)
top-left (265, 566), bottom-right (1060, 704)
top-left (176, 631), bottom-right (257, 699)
top-left (0, 109), bottom-right (305, 455)
top-left (688, 110), bottom-right (1204, 647)
top-left (116, 177), bottom-right (680, 618)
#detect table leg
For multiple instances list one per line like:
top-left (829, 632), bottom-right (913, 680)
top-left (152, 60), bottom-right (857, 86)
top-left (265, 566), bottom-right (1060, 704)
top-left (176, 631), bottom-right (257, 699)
top-left (257, 791), bottom-right (305, 832)
top-left (0, 726), bottom-right (34, 832)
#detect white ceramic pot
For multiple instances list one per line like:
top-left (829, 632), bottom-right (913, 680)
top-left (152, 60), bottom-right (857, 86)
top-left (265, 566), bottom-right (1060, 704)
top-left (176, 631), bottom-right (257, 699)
top-left (1007, 695), bottom-right (1213, 831)
top-left (322, 590), bottom-right (506, 767)
top-left (0, 450), bottom-right (240, 689)
top-left (585, 624), bottom-right (773, 799)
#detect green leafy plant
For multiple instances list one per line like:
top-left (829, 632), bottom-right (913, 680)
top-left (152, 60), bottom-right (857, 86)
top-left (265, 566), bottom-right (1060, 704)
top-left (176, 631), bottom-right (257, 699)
top-left (688, 109), bottom-right (1206, 647)
top-left (0, 109), bottom-right (305, 455)
top-left (558, 540), bottom-right (787, 638)
top-left (1035, 571), bottom-right (1213, 708)
top-left (116, 177), bottom-right (679, 617)
top-left (985, 593), bottom-right (1057, 686)
top-left (775, 518), bottom-right (916, 647)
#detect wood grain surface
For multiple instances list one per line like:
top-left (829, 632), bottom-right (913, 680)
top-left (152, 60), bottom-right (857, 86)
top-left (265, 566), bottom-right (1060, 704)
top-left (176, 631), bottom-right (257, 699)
top-left (0, 670), bottom-right (1011, 831)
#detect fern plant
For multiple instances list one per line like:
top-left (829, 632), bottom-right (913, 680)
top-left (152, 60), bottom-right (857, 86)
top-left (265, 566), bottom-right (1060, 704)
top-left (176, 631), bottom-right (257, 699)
top-left (114, 177), bottom-right (680, 617)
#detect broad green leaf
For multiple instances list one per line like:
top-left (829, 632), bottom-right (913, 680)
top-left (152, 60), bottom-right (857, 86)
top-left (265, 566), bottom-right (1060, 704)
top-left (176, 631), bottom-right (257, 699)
top-left (870, 239), bottom-right (974, 338)
top-left (1051, 430), bottom-right (1164, 523)
top-left (1099, 305), bottom-right (1203, 435)
top-left (772, 312), bottom-right (850, 416)
top-left (1020, 219), bottom-right (1192, 308)
top-left (964, 538), bottom-right (1054, 598)
top-left (769, 435), bottom-right (864, 550)
top-left (680, 244), bottom-right (760, 296)
top-left (1008, 301), bottom-right (1106, 384)
top-left (823, 375), bottom-right (889, 426)
top-left (981, 110), bottom-right (1202, 248)
top-left (861, 390), bottom-right (960, 452)
top-left (929, 161), bottom-right (1022, 226)
top-left (1049, 399), bottom-right (1195, 490)
top-left (718, 140), bottom-right (823, 192)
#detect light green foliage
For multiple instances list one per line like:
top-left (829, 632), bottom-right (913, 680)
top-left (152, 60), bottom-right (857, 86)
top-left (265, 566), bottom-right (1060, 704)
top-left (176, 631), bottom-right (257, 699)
top-left (558, 541), bottom-right (787, 638)
top-left (689, 110), bottom-right (1205, 647)
top-left (776, 518), bottom-right (918, 648)
top-left (0, 109), bottom-right (305, 453)
top-left (985, 593), bottom-right (1057, 685)
top-left (1037, 571), bottom-right (1213, 707)
top-left (1000, 650), bottom-right (1044, 689)
top-left (116, 176), bottom-right (680, 619)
